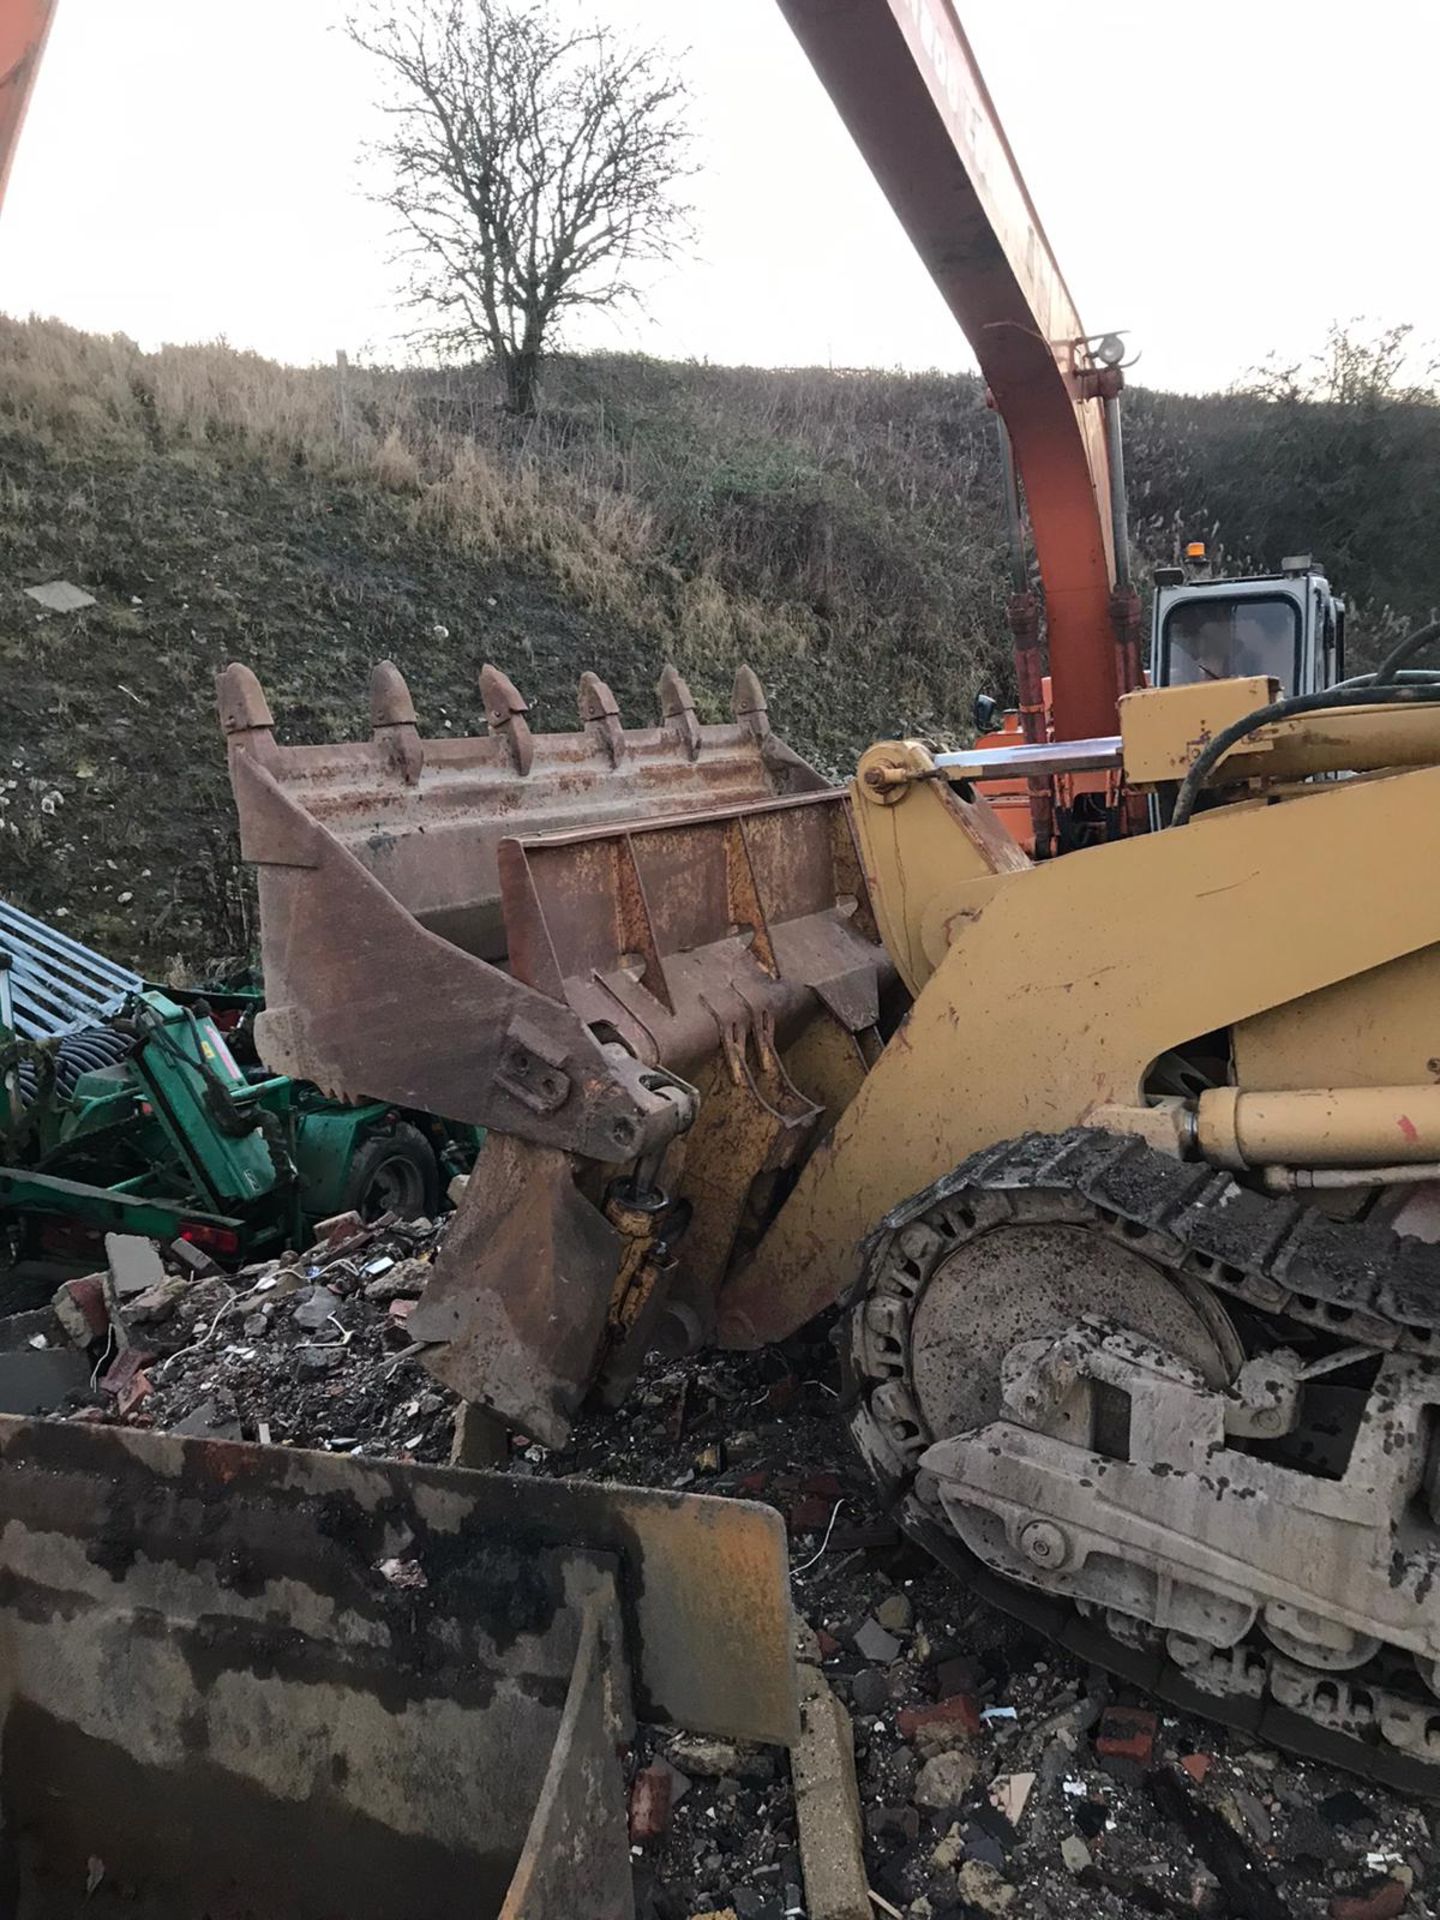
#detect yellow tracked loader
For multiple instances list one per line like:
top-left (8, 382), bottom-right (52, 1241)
top-left (214, 1), bottom-right (1440, 1793)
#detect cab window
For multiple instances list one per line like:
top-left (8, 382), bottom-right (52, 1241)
top-left (1162, 596), bottom-right (1301, 691)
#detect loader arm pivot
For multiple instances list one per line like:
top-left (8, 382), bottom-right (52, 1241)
top-left (775, 0), bottom-right (1121, 741)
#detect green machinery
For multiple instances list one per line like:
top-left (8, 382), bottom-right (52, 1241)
top-left (0, 905), bottom-right (478, 1274)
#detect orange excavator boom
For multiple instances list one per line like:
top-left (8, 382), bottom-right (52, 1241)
top-left (0, 0), bottom-right (57, 214)
top-left (775, 0), bottom-right (1131, 744)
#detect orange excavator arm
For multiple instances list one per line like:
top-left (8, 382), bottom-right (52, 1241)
top-left (0, 0), bottom-right (58, 214)
top-left (775, 0), bottom-right (1130, 743)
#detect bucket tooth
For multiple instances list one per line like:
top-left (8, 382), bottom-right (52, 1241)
top-left (216, 662), bottom-right (275, 738)
top-left (578, 672), bottom-right (626, 767)
top-left (658, 663), bottom-right (702, 760)
top-left (481, 663), bottom-right (535, 776)
top-left (370, 661), bottom-right (424, 785)
top-left (733, 664), bottom-right (772, 742)
top-left (370, 660), bottom-right (418, 728)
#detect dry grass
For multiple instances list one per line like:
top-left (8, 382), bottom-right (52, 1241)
top-left (8, 311), bottom-right (1436, 760)
top-left (4, 313), bottom-right (1434, 972)
top-left (4, 315), bottom-right (1433, 722)
top-left (0, 317), bottom-right (1014, 736)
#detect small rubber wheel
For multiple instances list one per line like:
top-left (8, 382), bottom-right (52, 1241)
top-left (342, 1123), bottom-right (440, 1221)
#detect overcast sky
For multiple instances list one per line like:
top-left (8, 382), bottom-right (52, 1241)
top-left (4, 0), bottom-right (1437, 394)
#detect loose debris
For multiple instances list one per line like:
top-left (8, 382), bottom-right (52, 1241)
top-left (7, 1235), bottom-right (1440, 1918)
top-left (526, 1327), bottom-right (1440, 1920)
top-left (34, 1218), bottom-right (461, 1460)
top-left (23, 579), bottom-right (96, 613)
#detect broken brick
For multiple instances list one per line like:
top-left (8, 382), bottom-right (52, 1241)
top-left (816, 1628), bottom-right (842, 1660)
top-left (765, 1374), bottom-right (799, 1412)
top-left (316, 1210), bottom-right (364, 1245)
top-left (100, 1347), bottom-right (157, 1400)
top-left (897, 1693), bottom-right (982, 1743)
top-left (787, 1494), bottom-right (836, 1534)
top-left (737, 1470), bottom-right (769, 1496)
top-left (801, 1470), bottom-right (843, 1499)
top-left (1330, 1879), bottom-right (1409, 1920)
top-left (53, 1275), bottom-right (109, 1346)
top-left (1181, 1753), bottom-right (1214, 1786)
top-left (124, 1275), bottom-right (190, 1324)
top-left (628, 1764), bottom-right (674, 1843)
top-left (116, 1369), bottom-right (153, 1417)
top-left (1095, 1705), bottom-right (1157, 1770)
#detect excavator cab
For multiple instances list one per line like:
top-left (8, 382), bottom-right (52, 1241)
top-left (1152, 551), bottom-right (1345, 697)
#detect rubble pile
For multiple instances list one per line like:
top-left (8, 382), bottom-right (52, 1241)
top-left (43, 1215), bottom-right (461, 1460)
top-left (542, 1333), bottom-right (1440, 1920)
top-left (9, 1240), bottom-right (1440, 1919)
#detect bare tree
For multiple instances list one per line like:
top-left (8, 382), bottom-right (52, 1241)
top-left (350, 0), bottom-right (692, 416)
top-left (1243, 321), bottom-right (1438, 409)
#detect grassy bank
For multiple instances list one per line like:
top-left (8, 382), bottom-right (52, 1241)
top-left (0, 317), bottom-right (1435, 969)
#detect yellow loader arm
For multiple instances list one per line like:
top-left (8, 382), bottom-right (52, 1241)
top-left (717, 721), bottom-right (1440, 1344)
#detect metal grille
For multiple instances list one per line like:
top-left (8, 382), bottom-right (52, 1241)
top-left (0, 898), bottom-right (141, 1040)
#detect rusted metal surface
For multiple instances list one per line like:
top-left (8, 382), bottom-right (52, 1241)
top-left (406, 1132), bottom-right (622, 1449)
top-left (217, 659), bottom-right (833, 1166)
top-left (501, 791), bottom-right (885, 1081)
top-left (774, 0), bottom-right (1119, 743)
top-left (441, 788), bottom-right (890, 1427)
top-left (595, 1179), bottom-right (677, 1408)
top-left (220, 658), bottom-right (826, 966)
top-left (223, 657), bottom-right (897, 1433)
top-left (0, 1415), bottom-right (797, 1918)
top-left (664, 1023), bottom-right (822, 1339)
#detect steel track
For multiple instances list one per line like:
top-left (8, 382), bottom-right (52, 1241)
top-left (846, 1127), bottom-right (1440, 1794)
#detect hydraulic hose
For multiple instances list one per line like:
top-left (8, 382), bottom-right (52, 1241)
top-left (1166, 616), bottom-right (1440, 827)
top-left (1372, 618), bottom-right (1440, 686)
top-left (1168, 680), bottom-right (1440, 827)
top-left (12, 1024), bottom-right (133, 1108)
top-left (1333, 667), bottom-right (1440, 691)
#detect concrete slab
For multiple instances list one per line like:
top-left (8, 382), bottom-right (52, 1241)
top-left (24, 580), bottom-right (96, 613)
top-left (792, 1664), bottom-right (871, 1920)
